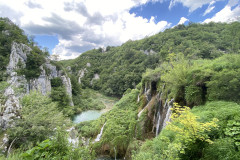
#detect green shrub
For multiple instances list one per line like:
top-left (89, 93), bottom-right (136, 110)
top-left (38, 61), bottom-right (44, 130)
top-left (201, 138), bottom-right (240, 160)
top-left (8, 91), bottom-right (70, 149)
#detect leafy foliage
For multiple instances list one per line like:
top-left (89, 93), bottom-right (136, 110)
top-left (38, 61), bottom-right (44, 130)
top-left (133, 102), bottom-right (240, 160)
top-left (225, 120), bottom-right (240, 150)
top-left (62, 22), bottom-right (240, 97)
top-left (20, 129), bottom-right (95, 160)
top-left (0, 18), bottom-right (28, 81)
top-left (8, 91), bottom-right (70, 149)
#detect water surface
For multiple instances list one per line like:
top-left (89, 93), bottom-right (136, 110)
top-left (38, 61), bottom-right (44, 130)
top-left (73, 110), bottom-right (102, 123)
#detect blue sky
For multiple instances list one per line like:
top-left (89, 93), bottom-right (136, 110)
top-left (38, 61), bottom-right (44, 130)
top-left (34, 35), bottom-right (59, 52)
top-left (0, 0), bottom-right (239, 59)
top-left (130, 0), bottom-right (229, 24)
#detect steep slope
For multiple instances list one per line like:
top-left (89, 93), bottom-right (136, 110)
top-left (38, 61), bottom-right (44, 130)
top-left (63, 22), bottom-right (240, 97)
top-left (0, 18), bottom-right (74, 129)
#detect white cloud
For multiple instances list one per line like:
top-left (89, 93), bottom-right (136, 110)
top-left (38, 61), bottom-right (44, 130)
top-left (204, 2), bottom-right (240, 23)
top-left (203, 6), bottom-right (215, 16)
top-left (203, 1), bottom-right (216, 16)
top-left (169, 0), bottom-right (222, 12)
top-left (177, 17), bottom-right (189, 25)
top-left (0, 0), bottom-right (170, 60)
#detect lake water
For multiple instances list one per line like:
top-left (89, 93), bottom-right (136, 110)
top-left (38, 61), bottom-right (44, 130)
top-left (73, 110), bottom-right (102, 123)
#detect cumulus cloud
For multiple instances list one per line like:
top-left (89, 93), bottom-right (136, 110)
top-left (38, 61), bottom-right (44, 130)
top-left (177, 17), bottom-right (189, 25)
top-left (204, 0), bottom-right (240, 23)
top-left (0, 0), bottom-right (171, 60)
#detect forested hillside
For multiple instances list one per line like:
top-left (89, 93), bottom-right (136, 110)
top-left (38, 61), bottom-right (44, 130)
top-left (1, 17), bottom-right (240, 160)
top-left (63, 22), bottom-right (240, 97)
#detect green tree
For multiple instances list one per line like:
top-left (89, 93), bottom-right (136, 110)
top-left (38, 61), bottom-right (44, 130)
top-left (8, 91), bottom-right (70, 148)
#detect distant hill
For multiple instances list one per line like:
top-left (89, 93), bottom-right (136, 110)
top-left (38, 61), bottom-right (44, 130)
top-left (62, 21), bottom-right (240, 96)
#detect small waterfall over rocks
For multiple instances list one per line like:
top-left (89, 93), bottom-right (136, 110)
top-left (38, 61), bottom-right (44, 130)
top-left (138, 84), bottom-right (152, 118)
top-left (138, 102), bottom-right (149, 118)
top-left (155, 98), bottom-right (174, 136)
top-left (66, 127), bottom-right (79, 147)
top-left (162, 99), bottom-right (174, 129)
top-left (95, 122), bottom-right (106, 142)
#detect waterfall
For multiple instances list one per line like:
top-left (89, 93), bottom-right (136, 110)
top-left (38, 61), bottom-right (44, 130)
top-left (95, 122), bottom-right (106, 142)
top-left (66, 127), bottom-right (79, 147)
top-left (162, 99), bottom-right (174, 128)
top-left (138, 102), bottom-right (149, 118)
top-left (155, 110), bottom-right (161, 137)
top-left (114, 147), bottom-right (117, 160)
top-left (146, 89), bottom-right (151, 102)
top-left (155, 98), bottom-right (167, 137)
top-left (137, 94), bottom-right (140, 102)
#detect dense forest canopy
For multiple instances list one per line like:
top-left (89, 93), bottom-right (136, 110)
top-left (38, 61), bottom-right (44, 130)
top-left (63, 21), bottom-right (240, 97)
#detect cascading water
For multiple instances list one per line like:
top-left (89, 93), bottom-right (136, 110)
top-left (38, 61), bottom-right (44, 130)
top-left (162, 99), bottom-right (174, 129)
top-left (114, 147), bottom-right (117, 160)
top-left (137, 94), bottom-right (140, 102)
top-left (155, 98), bottom-right (174, 137)
top-left (155, 99), bottom-right (168, 136)
top-left (95, 122), bottom-right (106, 142)
top-left (138, 104), bottom-right (148, 118)
top-left (155, 110), bottom-right (161, 137)
top-left (138, 89), bottom-right (152, 118)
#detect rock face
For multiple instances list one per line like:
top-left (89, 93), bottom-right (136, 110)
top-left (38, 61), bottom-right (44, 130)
top-left (1, 42), bottom-right (30, 129)
top-left (61, 75), bottom-right (74, 106)
top-left (78, 68), bottom-right (87, 84)
top-left (90, 73), bottom-right (100, 85)
top-left (29, 60), bottom-right (59, 95)
top-left (6, 42), bottom-right (31, 73)
top-left (67, 127), bottom-right (79, 147)
top-left (136, 82), bottom-right (174, 138)
top-left (0, 42), bottom-right (74, 129)
top-left (0, 134), bottom-right (9, 153)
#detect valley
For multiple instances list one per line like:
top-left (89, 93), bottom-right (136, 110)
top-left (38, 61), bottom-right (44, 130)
top-left (0, 17), bottom-right (240, 160)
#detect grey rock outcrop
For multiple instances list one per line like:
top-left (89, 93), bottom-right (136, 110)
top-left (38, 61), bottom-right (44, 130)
top-left (67, 127), bottom-right (79, 147)
top-left (44, 59), bottom-right (59, 78)
top-left (1, 43), bottom-right (30, 129)
top-left (6, 42), bottom-right (31, 73)
top-left (29, 66), bottom-right (52, 95)
top-left (1, 42), bottom-right (75, 129)
top-left (78, 68), bottom-right (87, 84)
top-left (61, 75), bottom-right (74, 106)
top-left (90, 73), bottom-right (100, 85)
top-left (28, 59), bottom-right (60, 95)
top-left (86, 63), bottom-right (91, 67)
top-left (0, 134), bottom-right (9, 153)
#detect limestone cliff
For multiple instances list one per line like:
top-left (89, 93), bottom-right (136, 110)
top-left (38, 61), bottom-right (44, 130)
top-left (0, 42), bottom-right (74, 129)
top-left (61, 75), bottom-right (74, 106)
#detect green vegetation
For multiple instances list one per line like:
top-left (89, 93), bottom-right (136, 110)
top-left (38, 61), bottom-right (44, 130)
top-left (1, 18), bottom-right (240, 160)
top-left (63, 22), bottom-right (240, 97)
top-left (77, 89), bottom-right (118, 111)
top-left (7, 91), bottom-right (70, 149)
top-left (0, 18), bottom-right (28, 81)
top-left (141, 54), bottom-right (240, 107)
top-left (133, 101), bottom-right (240, 160)
top-left (50, 77), bottom-right (72, 116)
top-left (20, 130), bottom-right (94, 160)
top-left (18, 47), bottom-right (46, 81)
top-left (0, 18), bottom-right (49, 81)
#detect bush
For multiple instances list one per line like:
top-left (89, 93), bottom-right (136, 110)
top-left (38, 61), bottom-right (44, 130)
top-left (8, 91), bottom-right (70, 149)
